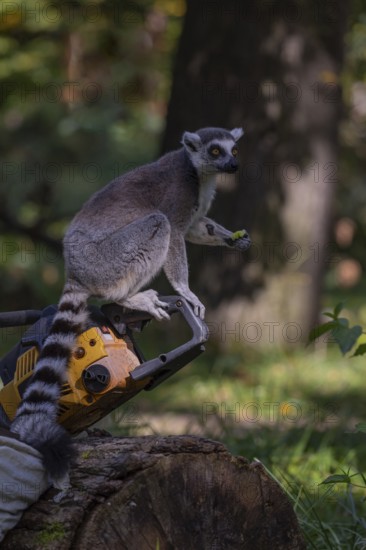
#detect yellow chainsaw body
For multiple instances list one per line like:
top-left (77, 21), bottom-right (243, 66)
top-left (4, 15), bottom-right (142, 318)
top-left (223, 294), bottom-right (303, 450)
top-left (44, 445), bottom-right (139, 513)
top-left (0, 296), bottom-right (209, 434)
top-left (0, 325), bottom-right (146, 434)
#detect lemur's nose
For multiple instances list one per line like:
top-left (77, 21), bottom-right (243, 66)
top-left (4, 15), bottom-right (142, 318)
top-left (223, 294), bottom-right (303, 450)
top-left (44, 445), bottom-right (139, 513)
top-left (225, 159), bottom-right (238, 172)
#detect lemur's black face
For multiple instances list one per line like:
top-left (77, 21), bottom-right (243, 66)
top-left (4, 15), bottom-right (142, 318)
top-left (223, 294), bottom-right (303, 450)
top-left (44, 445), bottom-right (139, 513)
top-left (206, 140), bottom-right (239, 173)
top-left (181, 127), bottom-right (244, 175)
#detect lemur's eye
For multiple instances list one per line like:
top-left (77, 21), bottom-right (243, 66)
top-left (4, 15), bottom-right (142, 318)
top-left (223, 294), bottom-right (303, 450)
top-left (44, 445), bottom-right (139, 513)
top-left (211, 148), bottom-right (220, 156)
top-left (232, 147), bottom-right (238, 157)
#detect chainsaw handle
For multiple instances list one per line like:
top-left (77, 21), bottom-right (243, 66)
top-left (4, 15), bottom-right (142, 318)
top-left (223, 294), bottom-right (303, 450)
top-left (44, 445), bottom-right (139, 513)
top-left (129, 295), bottom-right (209, 389)
top-left (101, 295), bottom-right (208, 342)
top-left (0, 310), bottom-right (42, 328)
top-left (158, 295), bottom-right (208, 343)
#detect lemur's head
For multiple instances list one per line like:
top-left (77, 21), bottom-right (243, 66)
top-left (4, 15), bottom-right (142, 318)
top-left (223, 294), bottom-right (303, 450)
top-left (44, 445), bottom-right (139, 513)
top-left (181, 127), bottom-right (244, 174)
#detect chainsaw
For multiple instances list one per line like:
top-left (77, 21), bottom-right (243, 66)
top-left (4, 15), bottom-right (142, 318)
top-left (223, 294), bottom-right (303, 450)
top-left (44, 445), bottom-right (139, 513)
top-left (0, 296), bottom-right (208, 434)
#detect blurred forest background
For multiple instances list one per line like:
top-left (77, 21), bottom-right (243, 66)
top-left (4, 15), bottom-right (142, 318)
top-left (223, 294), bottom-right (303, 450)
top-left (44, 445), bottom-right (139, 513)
top-left (1, 1), bottom-right (366, 546)
top-left (1, 0), bottom-right (366, 340)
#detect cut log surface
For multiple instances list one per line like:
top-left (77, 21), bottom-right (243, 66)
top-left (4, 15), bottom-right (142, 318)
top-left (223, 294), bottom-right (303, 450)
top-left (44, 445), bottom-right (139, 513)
top-left (3, 435), bottom-right (306, 550)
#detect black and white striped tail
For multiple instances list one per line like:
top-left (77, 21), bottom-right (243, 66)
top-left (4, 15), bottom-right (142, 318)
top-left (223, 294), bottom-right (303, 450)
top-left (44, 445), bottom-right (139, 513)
top-left (10, 281), bottom-right (89, 483)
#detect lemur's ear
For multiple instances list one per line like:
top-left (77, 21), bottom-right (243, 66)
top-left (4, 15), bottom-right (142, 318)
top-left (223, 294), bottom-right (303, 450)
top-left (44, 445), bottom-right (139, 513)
top-left (182, 131), bottom-right (202, 152)
top-left (230, 127), bottom-right (244, 142)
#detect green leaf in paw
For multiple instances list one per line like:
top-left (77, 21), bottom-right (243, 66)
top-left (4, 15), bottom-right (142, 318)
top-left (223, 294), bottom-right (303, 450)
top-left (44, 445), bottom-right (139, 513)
top-left (231, 229), bottom-right (247, 240)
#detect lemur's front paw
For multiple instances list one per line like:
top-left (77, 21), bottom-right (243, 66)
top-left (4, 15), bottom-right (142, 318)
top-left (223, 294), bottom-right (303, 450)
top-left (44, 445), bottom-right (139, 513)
top-left (181, 290), bottom-right (206, 320)
top-left (225, 229), bottom-right (251, 251)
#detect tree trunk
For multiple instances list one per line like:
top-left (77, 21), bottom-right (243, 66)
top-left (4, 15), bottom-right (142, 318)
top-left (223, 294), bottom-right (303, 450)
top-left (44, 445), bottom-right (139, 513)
top-left (162, 0), bottom-right (348, 343)
top-left (3, 435), bottom-right (305, 549)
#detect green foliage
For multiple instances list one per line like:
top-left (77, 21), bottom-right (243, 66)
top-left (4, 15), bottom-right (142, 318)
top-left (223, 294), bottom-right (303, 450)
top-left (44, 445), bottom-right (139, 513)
top-left (333, 324), bottom-right (363, 356)
top-left (276, 470), bottom-right (366, 550)
top-left (0, 0), bottom-right (184, 311)
top-left (321, 473), bottom-right (352, 485)
top-left (309, 303), bottom-right (364, 355)
top-left (307, 300), bottom-right (366, 544)
top-left (353, 343), bottom-right (366, 357)
top-left (355, 422), bottom-right (366, 433)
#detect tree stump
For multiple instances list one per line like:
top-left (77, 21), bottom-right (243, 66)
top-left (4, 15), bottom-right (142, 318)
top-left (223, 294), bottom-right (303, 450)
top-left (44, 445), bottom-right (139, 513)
top-left (3, 435), bottom-right (305, 549)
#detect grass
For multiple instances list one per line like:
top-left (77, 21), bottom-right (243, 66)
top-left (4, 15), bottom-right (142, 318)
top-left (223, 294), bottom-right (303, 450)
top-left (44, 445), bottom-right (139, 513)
top-left (102, 338), bottom-right (366, 549)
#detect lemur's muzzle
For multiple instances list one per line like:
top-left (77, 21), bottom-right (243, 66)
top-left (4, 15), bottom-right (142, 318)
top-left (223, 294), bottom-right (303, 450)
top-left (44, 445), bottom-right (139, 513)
top-left (221, 159), bottom-right (238, 173)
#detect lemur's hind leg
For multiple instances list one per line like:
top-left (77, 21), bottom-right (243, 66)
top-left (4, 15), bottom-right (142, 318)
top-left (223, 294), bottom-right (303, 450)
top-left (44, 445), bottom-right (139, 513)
top-left (121, 289), bottom-right (170, 320)
top-left (66, 212), bottom-right (171, 320)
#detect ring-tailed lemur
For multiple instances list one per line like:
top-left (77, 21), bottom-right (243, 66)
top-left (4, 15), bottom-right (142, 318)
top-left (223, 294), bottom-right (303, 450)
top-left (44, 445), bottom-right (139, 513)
top-left (10, 127), bottom-right (251, 485)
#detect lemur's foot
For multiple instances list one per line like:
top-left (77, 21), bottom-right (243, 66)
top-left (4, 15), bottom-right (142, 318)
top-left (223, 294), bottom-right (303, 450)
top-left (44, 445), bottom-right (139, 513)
top-left (121, 289), bottom-right (170, 321)
top-left (142, 290), bottom-right (170, 321)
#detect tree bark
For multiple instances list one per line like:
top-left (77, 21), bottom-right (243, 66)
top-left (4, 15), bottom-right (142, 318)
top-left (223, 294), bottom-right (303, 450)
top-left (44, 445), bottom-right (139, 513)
top-left (3, 435), bottom-right (305, 549)
top-left (162, 0), bottom-right (348, 342)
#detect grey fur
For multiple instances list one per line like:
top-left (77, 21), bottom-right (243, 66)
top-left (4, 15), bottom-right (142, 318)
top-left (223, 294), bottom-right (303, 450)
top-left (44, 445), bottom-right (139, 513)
top-left (230, 127), bottom-right (245, 141)
top-left (11, 280), bottom-right (88, 484)
top-left (64, 126), bottom-right (248, 319)
top-left (11, 126), bottom-right (249, 484)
